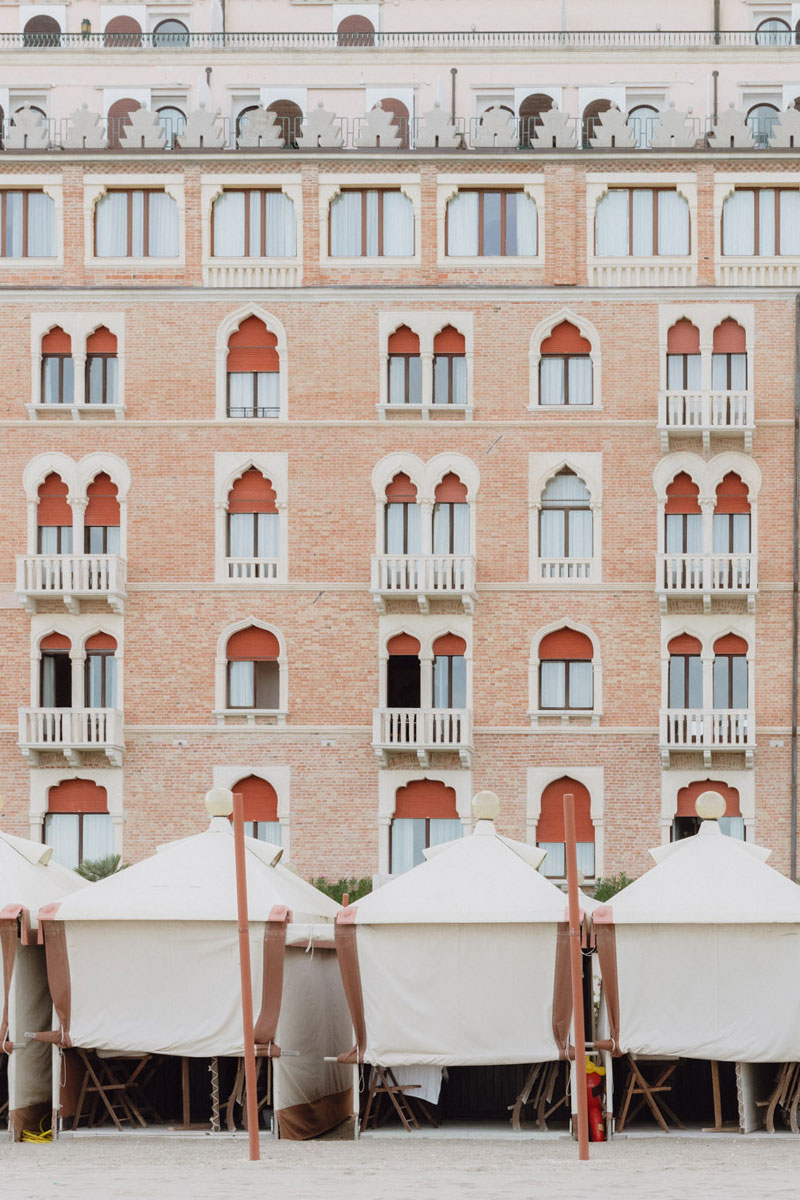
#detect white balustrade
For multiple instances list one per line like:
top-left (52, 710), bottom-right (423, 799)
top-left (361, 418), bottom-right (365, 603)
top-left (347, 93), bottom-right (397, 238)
top-left (19, 707), bottom-right (124, 762)
top-left (371, 555), bottom-right (476, 611)
top-left (659, 390), bottom-right (753, 434)
top-left (658, 553), bottom-right (755, 595)
top-left (538, 558), bottom-right (592, 581)
top-left (16, 554), bottom-right (126, 612)
top-left (373, 707), bottom-right (472, 753)
top-left (660, 708), bottom-right (753, 750)
top-left (226, 557), bottom-right (280, 582)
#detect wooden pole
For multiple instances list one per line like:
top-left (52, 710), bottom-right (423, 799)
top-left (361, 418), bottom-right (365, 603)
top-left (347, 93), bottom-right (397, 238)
top-left (563, 791), bottom-right (590, 1161)
top-left (232, 790), bottom-right (260, 1161)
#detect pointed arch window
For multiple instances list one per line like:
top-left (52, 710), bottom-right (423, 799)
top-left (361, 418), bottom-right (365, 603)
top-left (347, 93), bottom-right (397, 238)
top-left (330, 189), bottom-right (414, 257)
top-left (387, 327), bottom-right (421, 406)
top-left (37, 473), bottom-right (73, 554)
top-left (390, 779), bottom-right (460, 873)
top-left (85, 473), bottom-right (120, 555)
top-left (44, 779), bottom-right (112, 870)
top-left (41, 327), bottom-right (74, 406)
top-left (712, 320), bottom-right (747, 390)
top-left (540, 470), bottom-right (592, 559)
top-left (226, 626), bottom-right (280, 710)
top-left (226, 317), bottom-right (280, 419)
top-left (668, 634), bottom-right (703, 710)
top-left (713, 634), bottom-right (749, 710)
top-left (40, 632), bottom-right (72, 708)
top-left (386, 633), bottom-right (421, 708)
top-left (537, 777), bottom-right (595, 878)
top-left (95, 188), bottom-right (179, 258)
top-left (596, 188), bottom-right (689, 257)
top-left (85, 633), bottom-right (118, 708)
top-left (230, 775), bottom-right (281, 844)
top-left (666, 320), bottom-right (701, 390)
top-left (86, 327), bottom-right (119, 406)
top-left (384, 474), bottom-right (421, 554)
top-left (432, 474), bottom-right (469, 555)
top-left (540, 321), bottom-right (592, 406)
top-left (539, 629), bottom-right (594, 710)
top-left (446, 189), bottom-right (537, 257)
top-left (433, 326), bottom-right (467, 407)
top-left (665, 472), bottom-right (702, 555)
top-left (674, 780), bottom-right (744, 841)
top-left (432, 634), bottom-right (467, 709)
top-left (713, 472), bottom-right (750, 562)
top-left (227, 469), bottom-right (279, 579)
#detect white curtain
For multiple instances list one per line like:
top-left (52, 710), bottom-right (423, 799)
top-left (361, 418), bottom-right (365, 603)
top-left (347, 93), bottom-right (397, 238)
top-left (96, 192), bottom-right (128, 256)
top-left (265, 191), bottom-right (297, 257)
top-left (388, 357), bottom-right (406, 405)
top-left (429, 819), bottom-right (462, 847)
top-left (433, 503), bottom-right (470, 553)
top-left (568, 357), bottom-right (593, 405)
top-left (657, 190), bottom-right (690, 255)
top-left (540, 661), bottom-right (565, 707)
top-left (5, 192), bottom-right (23, 257)
top-left (780, 191), bottom-right (800, 254)
top-left (229, 513), bottom-right (254, 557)
top-left (43, 358), bottom-right (62, 404)
top-left (27, 192), bottom-right (56, 257)
top-left (44, 813), bottom-right (79, 871)
top-left (385, 503), bottom-right (421, 554)
top-left (228, 373), bottom-right (253, 414)
top-left (330, 191), bottom-right (362, 256)
top-left (148, 192), bottom-right (179, 257)
top-left (539, 842), bottom-right (566, 878)
top-left (256, 372), bottom-right (280, 414)
top-left (450, 356), bottom-right (467, 404)
top-left (576, 842), bottom-right (596, 878)
top-left (719, 817), bottom-right (744, 840)
top-left (408, 356), bottom-right (422, 403)
top-left (254, 821), bottom-right (282, 846)
top-left (568, 661), bottom-right (593, 708)
top-left (41, 655), bottom-right (57, 707)
top-left (38, 527), bottom-right (60, 554)
top-left (87, 654), bottom-right (116, 707)
top-left (722, 191), bottom-right (755, 255)
top-left (447, 191), bottom-right (479, 255)
top-left (82, 814), bottom-right (114, 862)
top-left (568, 509), bottom-right (593, 557)
top-left (759, 189), bottom-right (776, 256)
top-left (106, 526), bottom-right (121, 554)
top-left (130, 192), bottom-right (145, 257)
top-left (515, 192), bottom-right (538, 255)
top-left (383, 190), bottom-right (414, 255)
top-left (365, 191), bottom-right (379, 256)
top-left (391, 819), bottom-right (426, 873)
top-left (229, 661), bottom-right (254, 707)
top-left (540, 510), bottom-right (565, 557)
top-left (595, 189), bottom-right (628, 256)
top-left (540, 358), bottom-right (565, 405)
top-left (632, 189), bottom-right (654, 256)
top-left (88, 356), bottom-right (117, 405)
top-left (249, 192), bottom-right (262, 255)
top-left (213, 191), bottom-right (245, 256)
top-left (258, 513), bottom-right (280, 558)
top-left (452, 503), bottom-right (470, 553)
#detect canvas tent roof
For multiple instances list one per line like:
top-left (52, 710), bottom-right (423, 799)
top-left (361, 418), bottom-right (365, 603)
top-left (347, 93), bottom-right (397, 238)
top-left (0, 828), bottom-right (85, 923)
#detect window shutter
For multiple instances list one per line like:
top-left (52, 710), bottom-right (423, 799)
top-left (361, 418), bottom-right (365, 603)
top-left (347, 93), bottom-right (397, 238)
top-left (665, 472), bottom-right (701, 514)
top-left (227, 627), bottom-right (280, 660)
top-left (385, 472), bottom-right (417, 501)
top-left (713, 319), bottom-right (746, 354)
top-left (228, 468), bottom-right (278, 514)
top-left (42, 327), bottom-right (71, 354)
top-left (107, 98), bottom-right (141, 150)
top-left (432, 633), bottom-right (467, 656)
top-left (394, 778), bottom-right (458, 819)
top-left (48, 778), bottom-right (108, 814)
top-left (540, 321), bottom-right (592, 355)
top-left (85, 473), bottom-right (120, 526)
top-left (434, 473), bottom-right (468, 503)
top-left (387, 633), bottom-right (421, 656)
top-left (374, 98), bottom-right (409, 148)
top-left (433, 326), bottom-right (466, 354)
top-left (714, 472), bottom-right (750, 514)
top-left (40, 632), bottom-right (71, 651)
top-left (713, 633), bottom-right (748, 655)
top-left (539, 629), bottom-right (593, 660)
top-left (86, 326), bottom-right (118, 354)
top-left (388, 326), bottom-right (420, 354)
top-left (538, 778), bottom-right (594, 841)
top-left (85, 633), bottom-right (117, 651)
top-left (231, 775), bottom-right (278, 823)
top-left (676, 779), bottom-right (741, 818)
top-left (37, 474), bottom-right (72, 525)
top-left (666, 320), bottom-right (700, 354)
top-left (668, 633), bottom-right (702, 655)
top-left (227, 317), bottom-right (279, 372)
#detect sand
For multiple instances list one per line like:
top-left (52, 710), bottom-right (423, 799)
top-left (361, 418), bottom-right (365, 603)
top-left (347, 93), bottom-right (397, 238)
top-left (1, 1133), bottom-right (798, 1200)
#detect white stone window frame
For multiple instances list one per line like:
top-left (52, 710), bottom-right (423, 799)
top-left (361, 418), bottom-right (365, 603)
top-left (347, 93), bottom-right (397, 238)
top-left (659, 768), bottom-right (756, 844)
top-left (212, 763), bottom-right (291, 859)
top-left (214, 616), bottom-right (289, 725)
top-left (201, 174), bottom-right (303, 282)
top-left (529, 308), bottom-right (602, 411)
top-left (30, 612), bottom-right (125, 709)
top-left (528, 619), bottom-right (603, 727)
top-left (319, 172), bottom-right (421, 268)
top-left (0, 175), bottom-right (63, 270)
top-left (586, 172), bottom-right (698, 286)
top-left (213, 452), bottom-right (289, 584)
top-left (371, 451), bottom-right (480, 556)
top-left (376, 767), bottom-right (472, 880)
top-left (29, 312), bottom-right (126, 420)
top-left (214, 304), bottom-right (289, 423)
top-left (437, 173), bottom-right (545, 269)
top-left (18, 5), bottom-right (66, 33)
top-left (377, 311), bottom-right (474, 420)
top-left (526, 765), bottom-right (604, 879)
top-left (659, 612), bottom-right (756, 715)
top-left (28, 767), bottom-right (124, 857)
top-left (147, 9), bottom-right (193, 34)
top-left (23, 451), bottom-right (131, 558)
top-left (714, 171), bottom-right (800, 286)
top-left (84, 174), bottom-right (185, 270)
top-left (657, 303), bottom-right (755, 393)
top-left (529, 451), bottom-right (602, 584)
top-left (377, 613), bottom-right (473, 712)
top-left (652, 450), bottom-right (762, 560)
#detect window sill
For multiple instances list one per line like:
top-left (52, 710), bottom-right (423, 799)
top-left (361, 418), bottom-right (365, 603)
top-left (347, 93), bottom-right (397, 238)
top-left (26, 402), bottom-right (125, 422)
top-left (528, 710), bottom-right (601, 729)
top-left (213, 709), bottom-right (287, 727)
top-left (528, 404), bottom-right (602, 413)
top-left (203, 259), bottom-right (300, 287)
top-left (87, 256), bottom-right (184, 269)
top-left (440, 255), bottom-right (541, 267)
top-left (377, 402), bottom-right (474, 422)
top-left (321, 255), bottom-right (419, 268)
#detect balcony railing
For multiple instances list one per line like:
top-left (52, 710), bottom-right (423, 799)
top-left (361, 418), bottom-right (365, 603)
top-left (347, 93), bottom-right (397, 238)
top-left (16, 554), bottom-right (126, 614)
top-left (537, 557), bottom-right (593, 582)
top-left (657, 553), bottom-right (756, 612)
top-left (660, 708), bottom-right (754, 765)
top-left (226, 557), bottom-right (280, 582)
top-left (19, 707), bottom-right (124, 766)
top-left (371, 555), bottom-right (476, 613)
top-left (658, 390), bottom-right (754, 451)
top-left (373, 707), bottom-right (472, 766)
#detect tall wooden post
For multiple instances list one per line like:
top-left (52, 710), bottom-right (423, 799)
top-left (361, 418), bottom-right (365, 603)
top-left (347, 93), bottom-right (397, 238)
top-left (232, 790), bottom-right (260, 1161)
top-left (563, 791), bottom-right (590, 1160)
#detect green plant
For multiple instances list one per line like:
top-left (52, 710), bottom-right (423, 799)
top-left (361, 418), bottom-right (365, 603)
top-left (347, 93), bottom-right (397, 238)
top-left (592, 872), bottom-right (634, 902)
top-left (75, 854), bottom-right (126, 882)
top-left (310, 876), bottom-right (372, 905)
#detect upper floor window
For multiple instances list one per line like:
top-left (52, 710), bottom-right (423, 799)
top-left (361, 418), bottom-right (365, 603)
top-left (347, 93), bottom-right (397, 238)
top-left (713, 634), bottom-right (749, 710)
top-left (41, 327), bottom-right (73, 406)
top-left (540, 470), bottom-right (592, 559)
top-left (713, 473), bottom-right (751, 558)
top-left (337, 15), bottom-right (375, 45)
top-left (446, 189), bottom-right (537, 257)
top-left (0, 190), bottom-right (56, 258)
top-left (226, 317), bottom-right (280, 419)
top-left (23, 15), bottom-right (60, 47)
top-left (106, 98), bottom-right (141, 150)
top-left (39, 632), bottom-right (73, 707)
top-left (537, 776), bottom-right (595, 879)
top-left (152, 19), bottom-right (190, 47)
top-left (432, 634), bottom-right (467, 709)
top-left (104, 16), bottom-right (143, 47)
top-left (384, 473), bottom-right (421, 554)
top-left (628, 105), bottom-right (659, 150)
top-left (86, 327), bottom-right (119, 407)
top-left (212, 190), bottom-right (296, 258)
top-left (665, 472), bottom-right (702, 555)
top-left (390, 779), bottom-right (461, 874)
top-left (668, 634), bottom-right (702, 709)
top-left (230, 775), bottom-right (281, 844)
top-left (518, 93), bottom-right (553, 148)
top-left (388, 326), bottom-right (422, 406)
top-left (85, 473), bottom-right (121, 555)
top-left (156, 105), bottom-right (186, 150)
top-left (330, 189), bottom-right (414, 257)
top-left (85, 633), bottom-right (118, 708)
top-left (595, 188), bottom-right (689, 257)
top-left (44, 779), bottom-right (112, 870)
top-left (755, 17), bottom-right (791, 45)
top-left (539, 321), bottom-right (592, 406)
top-left (666, 319), bottom-right (701, 390)
top-left (227, 469), bottom-right (280, 576)
top-left (226, 626), bottom-right (280, 710)
top-left (433, 326), bottom-right (467, 407)
top-left (37, 472), bottom-right (73, 554)
top-left (95, 189), bottom-right (179, 258)
top-left (722, 189), bottom-right (800, 256)
top-left (582, 99), bottom-right (612, 147)
top-left (386, 633), bottom-right (421, 708)
top-left (673, 779), bottom-right (744, 841)
top-left (539, 628), bottom-right (594, 711)
top-left (369, 98), bottom-right (410, 150)
top-left (433, 474), bottom-right (470, 555)
top-left (712, 319), bottom-right (747, 390)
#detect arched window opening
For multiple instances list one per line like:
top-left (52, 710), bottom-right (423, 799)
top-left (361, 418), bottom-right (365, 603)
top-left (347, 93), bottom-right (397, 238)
top-left (40, 632), bottom-right (72, 708)
top-left (518, 93), bottom-right (553, 148)
top-left (540, 321), bottom-right (593, 406)
top-left (537, 777), bottom-right (594, 878)
top-left (755, 18), bottom-right (791, 45)
top-left (106, 98), bottom-right (140, 151)
top-left (23, 15), bottom-right (60, 47)
top-left (44, 779), bottom-right (111, 870)
top-left (628, 104), bottom-right (659, 149)
top-left (230, 775), bottom-right (281, 845)
top-left (432, 633), bottom-right (467, 709)
top-left (85, 473), bottom-right (120, 555)
top-left (722, 187), bottom-right (800, 256)
top-left (596, 187), bottom-right (690, 257)
top-left (227, 469), bottom-right (279, 578)
top-left (540, 470), bottom-right (592, 561)
top-left (712, 320), bottom-right (747, 390)
top-left (156, 105), bottom-right (186, 150)
top-left (213, 188), bottom-right (296, 259)
top-left (582, 98), bottom-right (612, 147)
top-left (37, 474), bottom-right (73, 554)
top-left (330, 188), bottom-right (414, 257)
top-left (385, 474), bottom-right (421, 554)
top-left (539, 629), bottom-right (594, 711)
top-left (665, 472), bottom-right (702, 563)
top-left (433, 326), bottom-right (467, 407)
top-left (104, 15), bottom-right (142, 47)
top-left (41, 327), bottom-right (74, 407)
top-left (673, 780), bottom-right (743, 842)
top-left (226, 627), bottom-right (280, 711)
top-left (85, 632), bottom-right (118, 708)
top-left (713, 473), bottom-right (751, 573)
top-left (447, 189), bottom-right (537, 257)
top-left (95, 187), bottom-right (179, 258)
top-left (373, 98), bottom-right (410, 149)
top-left (386, 633), bottom-right (421, 708)
top-left (337, 14), bottom-right (375, 46)
top-left (747, 102), bottom-right (779, 148)
top-left (666, 320), bottom-right (701, 390)
top-left (235, 105), bottom-right (259, 143)
top-left (86, 327), bottom-right (119, 407)
top-left (226, 317), bottom-right (280, 419)
top-left (668, 633), bottom-right (703, 710)
top-left (152, 19), bottom-right (190, 47)
top-left (433, 474), bottom-right (469, 555)
top-left (266, 99), bottom-right (303, 149)
top-left (390, 778), bottom-right (460, 873)
top-left (713, 634), bottom-right (749, 710)
top-left (387, 327), bottom-right (421, 407)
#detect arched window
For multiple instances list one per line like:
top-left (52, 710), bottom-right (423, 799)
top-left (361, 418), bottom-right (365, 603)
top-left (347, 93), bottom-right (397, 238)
top-left (152, 19), bottom-right (190, 47)
top-left (37, 473), bottom-right (73, 554)
top-left (666, 320), bottom-right (701, 390)
top-left (537, 777), bottom-right (594, 879)
top-left (747, 102), bottom-right (779, 147)
top-left (44, 779), bottom-right (112, 870)
top-left (106, 98), bottom-right (140, 151)
top-left (86, 327), bottom-right (118, 407)
top-left (433, 327), bottom-right (467, 407)
top-left (85, 633), bottom-right (117, 708)
top-left (386, 633), bottom-right (421, 708)
top-left (518, 93), bottom-right (553, 147)
top-left (95, 187), bottom-right (179, 258)
top-left (337, 14), bottom-right (375, 45)
top-left (40, 632), bottom-right (72, 708)
top-left (230, 775), bottom-right (281, 844)
top-left (266, 99), bottom-right (303, 149)
top-left (85, 473), bottom-right (120, 555)
top-left (447, 189), bottom-right (537, 257)
top-left (226, 317), bottom-right (280, 419)
top-left (384, 474), bottom-right (421, 554)
top-left (755, 18), bottom-right (791, 45)
top-left (387, 327), bottom-right (421, 407)
top-left (236, 105), bottom-right (259, 143)
top-left (712, 320), bottom-right (747, 390)
top-left (674, 779), bottom-right (744, 841)
top-left (330, 188), bottom-right (414, 257)
top-left (539, 629), bottom-right (593, 711)
top-left (722, 186), bottom-right (800, 256)
top-left (713, 634), bottom-right (749, 710)
top-left (390, 778), bottom-right (460, 873)
top-left (41, 327), bottom-right (74, 407)
top-left (433, 474), bottom-right (469, 555)
top-left (227, 469), bottom-right (279, 579)
top-left (213, 188), bottom-right (296, 259)
top-left (156, 105), bottom-right (186, 149)
top-left (582, 98), bottom-right (612, 147)
top-left (104, 16), bottom-right (142, 47)
top-left (23, 15), bottom-right (60, 46)
top-left (595, 188), bottom-right (689, 257)
top-left (226, 626), bottom-right (280, 710)
top-left (372, 98), bottom-right (409, 149)
top-left (668, 633), bottom-right (702, 710)
top-left (628, 104), bottom-right (659, 149)
top-left (539, 321), bottom-right (592, 406)
top-left (713, 474), bottom-right (751, 580)
top-left (540, 470), bottom-right (592, 561)
top-left (665, 472), bottom-right (702, 559)
top-left (432, 633), bottom-right (467, 709)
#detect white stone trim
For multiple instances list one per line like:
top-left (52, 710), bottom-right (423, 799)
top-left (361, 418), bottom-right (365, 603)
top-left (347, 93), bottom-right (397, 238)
top-left (378, 613), bottom-right (472, 710)
top-left (714, 170), bottom-right (800, 285)
top-left (659, 613), bottom-right (755, 715)
top-left (30, 612), bottom-right (124, 707)
top-left (29, 312), bottom-right (126, 417)
top-left (436, 173), bottom-right (545, 268)
top-left (215, 616), bottom-right (288, 719)
top-left (526, 765), bottom-right (605, 878)
top-left (318, 173), bottom-right (421, 268)
top-left (659, 768), bottom-right (755, 841)
top-left (212, 762), bottom-right (291, 857)
top-left (528, 307), bottom-right (602, 410)
top-left (528, 451), bottom-right (602, 584)
top-left (23, 452), bottom-right (130, 556)
top-left (653, 451), bottom-right (761, 560)
top-left (83, 175), bottom-right (185, 269)
top-left (28, 767), bottom-right (124, 855)
top-left (529, 619), bottom-right (603, 724)
top-left (213, 452), bottom-right (289, 584)
top-left (371, 452), bottom-right (479, 555)
top-left (586, 171), bottom-right (698, 287)
top-left (657, 302), bottom-right (755, 392)
top-left (18, 5), bottom-right (66, 33)
top-left (200, 174), bottom-right (302, 290)
top-left (377, 766), bottom-right (472, 877)
top-left (213, 304), bottom-right (289, 422)
top-left (0, 175), bottom-right (63, 270)
top-left (377, 310), bottom-right (474, 418)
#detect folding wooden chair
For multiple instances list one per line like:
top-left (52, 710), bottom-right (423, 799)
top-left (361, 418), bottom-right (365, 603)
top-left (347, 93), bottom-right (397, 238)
top-left (616, 1054), bottom-right (684, 1133)
top-left (510, 1061), bottom-right (568, 1131)
top-left (760, 1062), bottom-right (800, 1134)
top-left (72, 1050), bottom-right (150, 1130)
top-left (361, 1066), bottom-right (437, 1132)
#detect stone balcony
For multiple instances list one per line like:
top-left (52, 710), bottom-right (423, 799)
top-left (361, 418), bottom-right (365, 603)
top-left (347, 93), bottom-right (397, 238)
top-left (370, 554), bottom-right (476, 613)
top-left (658, 390), bottom-right (754, 453)
top-left (657, 553), bottom-right (757, 613)
top-left (16, 554), bottom-right (126, 614)
top-left (659, 707), bottom-right (754, 767)
top-left (372, 707), bottom-right (472, 767)
top-left (19, 707), bottom-right (124, 767)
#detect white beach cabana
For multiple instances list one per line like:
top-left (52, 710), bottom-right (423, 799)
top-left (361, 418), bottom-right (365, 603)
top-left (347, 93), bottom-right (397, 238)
top-left (0, 825), bottom-right (85, 1139)
top-left (37, 796), bottom-right (353, 1139)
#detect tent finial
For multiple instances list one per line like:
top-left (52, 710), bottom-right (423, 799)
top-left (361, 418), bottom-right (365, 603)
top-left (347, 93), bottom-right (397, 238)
top-left (205, 787), bottom-right (234, 818)
top-left (695, 790), bottom-right (726, 821)
top-left (472, 790), bottom-right (500, 822)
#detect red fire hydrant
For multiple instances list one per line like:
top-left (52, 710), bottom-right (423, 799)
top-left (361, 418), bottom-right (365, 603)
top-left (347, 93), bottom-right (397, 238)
top-left (585, 1058), bottom-right (606, 1142)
